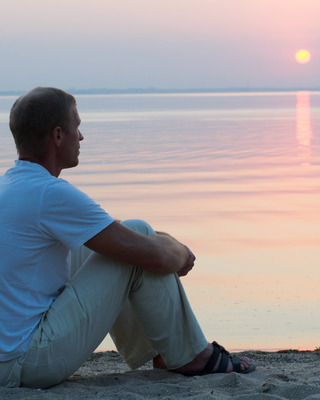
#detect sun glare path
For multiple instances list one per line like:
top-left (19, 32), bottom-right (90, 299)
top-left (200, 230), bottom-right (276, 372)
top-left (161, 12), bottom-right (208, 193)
top-left (295, 50), bottom-right (311, 64)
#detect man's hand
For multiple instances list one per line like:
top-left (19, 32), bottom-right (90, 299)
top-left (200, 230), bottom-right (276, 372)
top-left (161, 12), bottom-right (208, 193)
top-left (155, 231), bottom-right (196, 277)
top-left (176, 245), bottom-right (196, 277)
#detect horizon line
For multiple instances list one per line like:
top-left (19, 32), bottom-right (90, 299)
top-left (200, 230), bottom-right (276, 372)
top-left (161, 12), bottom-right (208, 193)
top-left (1, 86), bottom-right (320, 96)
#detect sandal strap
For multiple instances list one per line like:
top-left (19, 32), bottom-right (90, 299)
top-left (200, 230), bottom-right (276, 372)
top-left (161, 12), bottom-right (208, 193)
top-left (202, 342), bottom-right (222, 373)
top-left (217, 350), bottom-right (229, 372)
top-left (203, 341), bottom-right (232, 373)
top-left (230, 355), bottom-right (241, 373)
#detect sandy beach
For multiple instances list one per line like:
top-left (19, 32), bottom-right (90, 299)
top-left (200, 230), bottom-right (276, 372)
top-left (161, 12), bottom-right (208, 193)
top-left (1, 350), bottom-right (320, 399)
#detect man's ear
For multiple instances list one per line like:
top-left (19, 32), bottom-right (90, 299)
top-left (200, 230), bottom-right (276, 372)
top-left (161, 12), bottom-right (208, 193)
top-left (51, 126), bottom-right (64, 147)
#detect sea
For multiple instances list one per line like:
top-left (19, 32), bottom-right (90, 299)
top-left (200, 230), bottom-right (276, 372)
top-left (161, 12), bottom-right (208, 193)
top-left (1, 91), bottom-right (320, 352)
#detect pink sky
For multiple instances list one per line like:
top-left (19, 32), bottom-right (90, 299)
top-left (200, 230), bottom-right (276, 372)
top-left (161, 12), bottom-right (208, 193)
top-left (1, 0), bottom-right (319, 91)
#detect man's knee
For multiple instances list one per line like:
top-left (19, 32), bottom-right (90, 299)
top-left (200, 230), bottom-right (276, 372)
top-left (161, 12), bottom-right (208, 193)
top-left (120, 219), bottom-right (156, 237)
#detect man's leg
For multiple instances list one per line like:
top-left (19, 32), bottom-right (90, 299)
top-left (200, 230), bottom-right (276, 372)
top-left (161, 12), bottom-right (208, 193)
top-left (109, 299), bottom-right (158, 369)
top-left (16, 220), bottom-right (208, 388)
top-left (70, 220), bottom-right (169, 369)
top-left (109, 219), bottom-right (207, 370)
top-left (110, 269), bottom-right (208, 371)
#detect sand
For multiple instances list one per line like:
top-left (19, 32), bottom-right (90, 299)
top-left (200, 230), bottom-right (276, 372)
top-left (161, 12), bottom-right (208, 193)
top-left (1, 350), bottom-right (320, 399)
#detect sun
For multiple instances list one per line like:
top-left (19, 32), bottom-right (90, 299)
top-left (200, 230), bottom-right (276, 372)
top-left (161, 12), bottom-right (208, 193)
top-left (296, 50), bottom-right (311, 64)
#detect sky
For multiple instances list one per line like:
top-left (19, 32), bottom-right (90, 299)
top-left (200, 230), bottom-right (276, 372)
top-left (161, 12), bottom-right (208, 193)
top-left (1, 0), bottom-right (319, 91)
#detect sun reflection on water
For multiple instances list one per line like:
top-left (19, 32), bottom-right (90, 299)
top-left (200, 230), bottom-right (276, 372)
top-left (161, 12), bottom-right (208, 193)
top-left (296, 91), bottom-right (312, 165)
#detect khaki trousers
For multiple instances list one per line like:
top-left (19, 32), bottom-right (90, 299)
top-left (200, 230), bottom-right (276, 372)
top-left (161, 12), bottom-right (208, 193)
top-left (0, 220), bottom-right (207, 389)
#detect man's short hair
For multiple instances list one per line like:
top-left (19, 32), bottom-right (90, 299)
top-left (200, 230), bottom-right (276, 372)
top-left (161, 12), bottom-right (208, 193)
top-left (9, 87), bottom-right (76, 157)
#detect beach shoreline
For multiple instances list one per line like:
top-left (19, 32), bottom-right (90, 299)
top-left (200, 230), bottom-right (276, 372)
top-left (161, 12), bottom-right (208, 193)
top-left (2, 349), bottom-right (320, 399)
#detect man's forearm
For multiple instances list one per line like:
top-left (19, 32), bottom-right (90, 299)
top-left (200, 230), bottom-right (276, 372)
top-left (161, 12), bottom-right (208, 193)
top-left (85, 221), bottom-right (189, 275)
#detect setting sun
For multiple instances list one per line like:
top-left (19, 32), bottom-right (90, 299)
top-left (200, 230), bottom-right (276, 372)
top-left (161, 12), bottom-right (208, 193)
top-left (295, 50), bottom-right (311, 64)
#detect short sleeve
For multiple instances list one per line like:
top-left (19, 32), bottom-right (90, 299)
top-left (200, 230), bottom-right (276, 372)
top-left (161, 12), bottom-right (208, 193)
top-left (39, 178), bottom-right (114, 250)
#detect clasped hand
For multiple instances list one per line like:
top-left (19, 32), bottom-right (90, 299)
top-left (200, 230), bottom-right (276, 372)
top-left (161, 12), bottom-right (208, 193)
top-left (177, 245), bottom-right (196, 277)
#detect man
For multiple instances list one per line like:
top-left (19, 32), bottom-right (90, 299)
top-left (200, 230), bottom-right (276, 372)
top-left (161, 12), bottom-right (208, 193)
top-left (0, 87), bottom-right (255, 389)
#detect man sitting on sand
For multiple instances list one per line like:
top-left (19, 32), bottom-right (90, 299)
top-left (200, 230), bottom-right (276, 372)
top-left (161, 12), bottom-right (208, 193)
top-left (0, 87), bottom-right (255, 389)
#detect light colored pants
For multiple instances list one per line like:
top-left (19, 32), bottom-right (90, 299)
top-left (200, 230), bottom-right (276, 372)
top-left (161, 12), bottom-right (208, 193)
top-left (0, 220), bottom-right (207, 389)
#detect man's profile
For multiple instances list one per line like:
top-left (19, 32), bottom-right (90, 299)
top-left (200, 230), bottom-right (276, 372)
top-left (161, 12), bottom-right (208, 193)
top-left (0, 87), bottom-right (255, 388)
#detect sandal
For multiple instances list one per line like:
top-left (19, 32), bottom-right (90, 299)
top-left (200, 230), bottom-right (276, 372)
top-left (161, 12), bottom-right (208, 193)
top-left (181, 341), bottom-right (256, 376)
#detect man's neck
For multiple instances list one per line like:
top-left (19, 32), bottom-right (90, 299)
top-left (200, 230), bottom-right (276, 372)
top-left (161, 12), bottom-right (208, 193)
top-left (18, 154), bottom-right (61, 177)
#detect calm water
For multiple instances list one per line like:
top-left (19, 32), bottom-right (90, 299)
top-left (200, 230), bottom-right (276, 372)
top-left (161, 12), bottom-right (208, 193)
top-left (1, 92), bottom-right (320, 352)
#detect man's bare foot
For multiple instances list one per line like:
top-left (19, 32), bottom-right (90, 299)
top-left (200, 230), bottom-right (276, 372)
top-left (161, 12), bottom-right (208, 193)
top-left (154, 342), bottom-right (254, 375)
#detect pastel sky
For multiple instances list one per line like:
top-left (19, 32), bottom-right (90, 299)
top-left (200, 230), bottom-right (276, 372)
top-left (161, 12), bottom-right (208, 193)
top-left (1, 0), bottom-right (319, 91)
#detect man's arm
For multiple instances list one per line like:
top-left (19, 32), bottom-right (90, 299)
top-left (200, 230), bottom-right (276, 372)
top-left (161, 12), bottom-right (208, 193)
top-left (84, 221), bottom-right (189, 275)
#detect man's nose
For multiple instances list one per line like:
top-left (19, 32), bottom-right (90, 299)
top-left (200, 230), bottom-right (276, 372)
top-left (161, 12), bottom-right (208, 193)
top-left (79, 131), bottom-right (84, 141)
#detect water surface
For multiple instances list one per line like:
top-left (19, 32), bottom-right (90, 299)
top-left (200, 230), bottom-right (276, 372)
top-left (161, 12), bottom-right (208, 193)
top-left (1, 91), bottom-right (320, 351)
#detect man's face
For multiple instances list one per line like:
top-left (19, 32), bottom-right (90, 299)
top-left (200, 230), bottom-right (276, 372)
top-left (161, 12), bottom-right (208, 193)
top-left (60, 105), bottom-right (84, 170)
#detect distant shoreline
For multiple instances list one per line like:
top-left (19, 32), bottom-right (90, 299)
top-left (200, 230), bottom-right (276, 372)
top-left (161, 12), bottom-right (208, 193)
top-left (1, 87), bottom-right (320, 96)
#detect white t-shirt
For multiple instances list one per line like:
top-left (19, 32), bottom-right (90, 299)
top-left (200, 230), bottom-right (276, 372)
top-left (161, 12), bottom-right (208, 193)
top-left (0, 160), bottom-right (114, 361)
